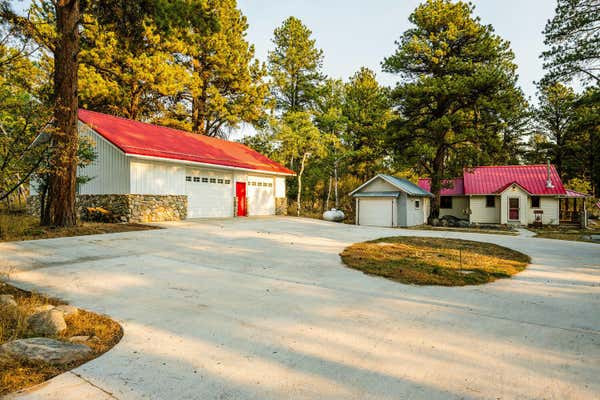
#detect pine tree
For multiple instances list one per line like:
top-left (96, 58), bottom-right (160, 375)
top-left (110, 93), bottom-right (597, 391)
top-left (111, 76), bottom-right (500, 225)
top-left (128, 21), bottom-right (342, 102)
top-left (541, 0), bottom-right (599, 85)
top-left (268, 17), bottom-right (324, 113)
top-left (383, 0), bottom-right (525, 220)
top-left (168, 0), bottom-right (268, 137)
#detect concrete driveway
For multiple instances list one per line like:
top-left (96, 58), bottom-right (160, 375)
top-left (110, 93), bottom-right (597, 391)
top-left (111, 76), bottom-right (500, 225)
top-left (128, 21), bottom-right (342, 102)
top-left (1, 217), bottom-right (599, 400)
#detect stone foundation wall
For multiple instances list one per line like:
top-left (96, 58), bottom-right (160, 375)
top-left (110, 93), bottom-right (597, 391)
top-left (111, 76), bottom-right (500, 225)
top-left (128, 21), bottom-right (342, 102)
top-left (27, 194), bottom-right (187, 223)
top-left (275, 197), bottom-right (288, 216)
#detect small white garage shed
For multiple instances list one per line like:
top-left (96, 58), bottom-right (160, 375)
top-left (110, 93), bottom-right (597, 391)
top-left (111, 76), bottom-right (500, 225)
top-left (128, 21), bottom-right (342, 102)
top-left (350, 174), bottom-right (433, 227)
top-left (55, 110), bottom-right (294, 219)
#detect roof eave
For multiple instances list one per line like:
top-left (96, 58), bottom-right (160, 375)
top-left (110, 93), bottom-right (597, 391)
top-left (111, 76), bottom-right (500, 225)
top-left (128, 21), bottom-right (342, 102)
top-left (127, 154), bottom-right (296, 176)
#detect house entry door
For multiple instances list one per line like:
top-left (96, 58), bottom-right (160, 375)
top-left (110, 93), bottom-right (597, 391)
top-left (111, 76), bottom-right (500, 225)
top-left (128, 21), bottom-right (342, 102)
top-left (508, 198), bottom-right (519, 221)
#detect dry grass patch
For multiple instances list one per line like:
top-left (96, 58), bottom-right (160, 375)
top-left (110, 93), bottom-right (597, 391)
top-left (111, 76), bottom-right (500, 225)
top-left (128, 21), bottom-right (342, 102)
top-left (340, 237), bottom-right (530, 286)
top-left (530, 226), bottom-right (600, 243)
top-left (0, 283), bottom-right (123, 395)
top-left (0, 213), bottom-right (158, 242)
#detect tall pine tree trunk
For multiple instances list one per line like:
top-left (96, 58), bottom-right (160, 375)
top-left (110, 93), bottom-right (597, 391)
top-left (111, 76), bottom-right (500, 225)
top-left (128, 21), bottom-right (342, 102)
top-left (428, 148), bottom-right (445, 223)
top-left (42, 0), bottom-right (79, 227)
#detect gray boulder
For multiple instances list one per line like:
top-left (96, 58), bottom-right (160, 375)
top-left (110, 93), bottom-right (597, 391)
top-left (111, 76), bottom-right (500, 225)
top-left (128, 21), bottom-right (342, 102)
top-left (1, 337), bottom-right (91, 365)
top-left (27, 309), bottom-right (67, 336)
top-left (457, 220), bottom-right (470, 228)
top-left (0, 294), bottom-right (17, 307)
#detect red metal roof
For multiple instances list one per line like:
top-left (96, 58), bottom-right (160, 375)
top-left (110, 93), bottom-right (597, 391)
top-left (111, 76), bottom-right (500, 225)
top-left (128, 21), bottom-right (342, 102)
top-left (564, 189), bottom-right (588, 198)
top-left (417, 178), bottom-right (464, 196)
top-left (418, 165), bottom-right (566, 196)
top-left (463, 165), bottom-right (565, 195)
top-left (78, 109), bottom-right (294, 175)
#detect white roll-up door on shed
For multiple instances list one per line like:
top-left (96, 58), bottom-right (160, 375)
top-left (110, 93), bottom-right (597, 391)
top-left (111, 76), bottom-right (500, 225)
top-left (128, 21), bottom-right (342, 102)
top-left (358, 198), bottom-right (395, 227)
top-left (185, 168), bottom-right (234, 218)
top-left (247, 175), bottom-right (275, 215)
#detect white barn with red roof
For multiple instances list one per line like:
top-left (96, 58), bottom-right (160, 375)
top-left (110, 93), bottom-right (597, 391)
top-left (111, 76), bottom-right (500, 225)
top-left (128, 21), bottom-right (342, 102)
top-left (417, 164), bottom-right (579, 226)
top-left (33, 110), bottom-right (294, 219)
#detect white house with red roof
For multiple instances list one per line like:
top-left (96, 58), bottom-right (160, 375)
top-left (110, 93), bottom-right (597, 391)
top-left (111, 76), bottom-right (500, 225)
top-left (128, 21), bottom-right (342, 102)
top-left (417, 164), bottom-right (582, 226)
top-left (32, 110), bottom-right (294, 219)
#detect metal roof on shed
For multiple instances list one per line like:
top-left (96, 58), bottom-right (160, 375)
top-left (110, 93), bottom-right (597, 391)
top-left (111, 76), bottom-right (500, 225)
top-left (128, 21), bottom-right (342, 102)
top-left (350, 174), bottom-right (433, 197)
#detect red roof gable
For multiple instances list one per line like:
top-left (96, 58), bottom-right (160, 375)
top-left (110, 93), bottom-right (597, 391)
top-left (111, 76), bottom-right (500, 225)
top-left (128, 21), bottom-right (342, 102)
top-left (418, 165), bottom-right (566, 196)
top-left (463, 165), bottom-right (565, 195)
top-left (78, 109), bottom-right (294, 175)
top-left (417, 178), bottom-right (464, 195)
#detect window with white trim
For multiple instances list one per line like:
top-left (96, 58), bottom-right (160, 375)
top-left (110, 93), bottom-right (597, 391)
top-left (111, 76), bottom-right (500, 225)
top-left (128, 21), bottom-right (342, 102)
top-left (193, 177), bottom-right (200, 182)
top-left (185, 176), bottom-right (192, 182)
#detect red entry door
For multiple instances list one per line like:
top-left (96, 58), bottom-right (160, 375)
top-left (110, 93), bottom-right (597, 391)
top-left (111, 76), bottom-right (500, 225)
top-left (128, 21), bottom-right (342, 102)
top-left (236, 182), bottom-right (247, 216)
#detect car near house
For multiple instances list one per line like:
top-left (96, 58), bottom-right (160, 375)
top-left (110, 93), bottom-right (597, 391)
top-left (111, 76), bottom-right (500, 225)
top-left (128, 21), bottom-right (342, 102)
top-left (29, 110), bottom-right (295, 222)
top-left (350, 174), bottom-right (433, 227)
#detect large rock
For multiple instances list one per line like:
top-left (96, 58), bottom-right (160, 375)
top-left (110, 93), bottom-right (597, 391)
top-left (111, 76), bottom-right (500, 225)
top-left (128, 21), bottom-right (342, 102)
top-left (0, 337), bottom-right (92, 365)
top-left (0, 294), bottom-right (17, 307)
top-left (457, 220), bottom-right (470, 228)
top-left (27, 309), bottom-right (67, 336)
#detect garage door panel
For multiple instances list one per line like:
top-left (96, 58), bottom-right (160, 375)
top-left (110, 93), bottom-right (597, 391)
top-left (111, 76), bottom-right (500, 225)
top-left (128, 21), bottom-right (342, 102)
top-left (247, 176), bottom-right (275, 216)
top-left (186, 169), bottom-right (233, 218)
top-left (359, 199), bottom-right (394, 227)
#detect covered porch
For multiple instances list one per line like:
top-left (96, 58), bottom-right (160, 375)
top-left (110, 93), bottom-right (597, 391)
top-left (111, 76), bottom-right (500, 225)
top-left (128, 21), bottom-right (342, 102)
top-left (559, 190), bottom-right (589, 227)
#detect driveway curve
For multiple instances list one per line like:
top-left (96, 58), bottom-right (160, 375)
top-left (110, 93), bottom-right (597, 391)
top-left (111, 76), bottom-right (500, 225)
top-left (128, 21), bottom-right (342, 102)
top-left (1, 217), bottom-right (599, 400)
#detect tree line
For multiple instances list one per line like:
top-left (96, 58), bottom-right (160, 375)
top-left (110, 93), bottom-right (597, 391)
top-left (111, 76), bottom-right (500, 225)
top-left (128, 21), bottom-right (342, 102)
top-left (0, 0), bottom-right (598, 226)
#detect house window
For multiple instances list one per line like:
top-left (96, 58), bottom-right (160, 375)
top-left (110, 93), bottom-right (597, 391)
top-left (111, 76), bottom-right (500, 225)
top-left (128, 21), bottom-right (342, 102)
top-left (185, 176), bottom-right (192, 182)
top-left (202, 177), bottom-right (208, 183)
top-left (268, 183), bottom-right (273, 187)
top-left (209, 178), bottom-right (216, 183)
top-left (193, 177), bottom-right (200, 182)
top-left (531, 196), bottom-right (540, 208)
top-left (224, 179), bottom-right (231, 185)
top-left (258, 182), bottom-right (263, 186)
top-left (440, 196), bottom-right (452, 209)
top-left (217, 179), bottom-right (224, 184)
top-left (415, 200), bottom-right (420, 209)
top-left (485, 196), bottom-right (495, 208)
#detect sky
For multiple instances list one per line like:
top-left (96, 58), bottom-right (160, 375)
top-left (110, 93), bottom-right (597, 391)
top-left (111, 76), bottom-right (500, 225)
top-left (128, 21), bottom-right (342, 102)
top-left (238, 0), bottom-right (556, 98)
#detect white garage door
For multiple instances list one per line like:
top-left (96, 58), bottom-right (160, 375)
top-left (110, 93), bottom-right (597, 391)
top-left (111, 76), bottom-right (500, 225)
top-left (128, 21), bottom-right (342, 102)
top-left (185, 169), bottom-right (233, 218)
top-left (247, 175), bottom-right (275, 216)
top-left (358, 199), bottom-right (394, 227)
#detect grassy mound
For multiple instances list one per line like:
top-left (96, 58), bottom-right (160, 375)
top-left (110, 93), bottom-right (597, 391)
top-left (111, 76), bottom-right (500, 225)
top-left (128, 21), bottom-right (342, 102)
top-left (0, 283), bottom-right (123, 395)
top-left (340, 237), bottom-right (530, 286)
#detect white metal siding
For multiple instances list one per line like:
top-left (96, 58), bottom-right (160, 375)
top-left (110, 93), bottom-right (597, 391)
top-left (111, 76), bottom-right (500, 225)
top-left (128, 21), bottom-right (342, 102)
top-left (275, 177), bottom-right (286, 198)
top-left (358, 198), bottom-right (395, 227)
top-left (529, 196), bottom-right (560, 225)
top-left (78, 123), bottom-right (130, 194)
top-left (469, 196), bottom-right (500, 224)
top-left (362, 178), bottom-right (397, 192)
top-left (439, 196), bottom-right (469, 219)
top-left (130, 159), bottom-right (185, 195)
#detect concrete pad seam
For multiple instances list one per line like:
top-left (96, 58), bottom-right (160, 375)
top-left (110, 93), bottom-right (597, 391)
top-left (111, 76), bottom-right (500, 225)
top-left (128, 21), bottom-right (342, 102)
top-left (68, 371), bottom-right (119, 400)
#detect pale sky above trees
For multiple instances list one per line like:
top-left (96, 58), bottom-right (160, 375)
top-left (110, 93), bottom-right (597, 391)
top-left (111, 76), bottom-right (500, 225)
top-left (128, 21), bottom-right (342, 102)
top-left (239, 0), bottom-right (555, 102)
